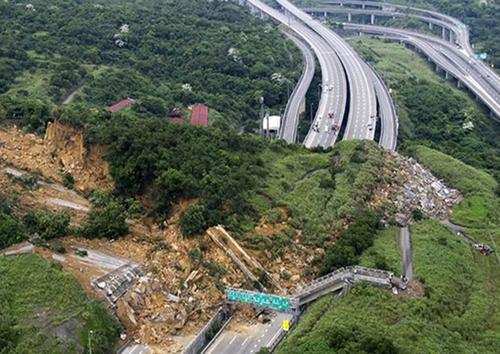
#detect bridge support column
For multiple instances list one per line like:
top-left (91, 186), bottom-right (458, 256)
top-left (428, 22), bottom-right (433, 30)
top-left (348, 12), bottom-right (352, 22)
top-left (370, 14), bottom-right (375, 25)
top-left (445, 71), bottom-right (449, 80)
top-left (457, 80), bottom-right (462, 88)
top-left (324, 11), bottom-right (327, 18)
top-left (441, 27), bottom-right (447, 40)
top-left (362, 3), bottom-right (366, 9)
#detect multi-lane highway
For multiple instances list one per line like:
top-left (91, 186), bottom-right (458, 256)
top-left (305, 0), bottom-right (500, 119)
top-left (368, 63), bottom-right (398, 150)
top-left (246, 0), bottom-right (348, 149)
top-left (202, 312), bottom-right (292, 354)
top-left (244, 0), bottom-right (400, 150)
top-left (279, 31), bottom-right (315, 144)
top-left (344, 23), bottom-right (500, 118)
top-left (276, 0), bottom-right (379, 141)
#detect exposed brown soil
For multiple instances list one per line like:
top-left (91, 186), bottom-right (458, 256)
top-left (0, 123), bottom-right (112, 193)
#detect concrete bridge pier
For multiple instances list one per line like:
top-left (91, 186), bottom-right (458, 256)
top-left (370, 14), bottom-right (375, 25)
top-left (348, 12), bottom-right (352, 22)
top-left (449, 31), bottom-right (454, 43)
top-left (428, 22), bottom-right (433, 30)
top-left (441, 27), bottom-right (448, 41)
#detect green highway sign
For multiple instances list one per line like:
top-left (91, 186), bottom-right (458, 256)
top-left (226, 288), bottom-right (293, 312)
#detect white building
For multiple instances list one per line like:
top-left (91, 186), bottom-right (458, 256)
top-left (262, 115), bottom-right (281, 134)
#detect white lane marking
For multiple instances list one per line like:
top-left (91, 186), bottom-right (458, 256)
top-left (241, 337), bottom-right (249, 347)
top-left (267, 330), bottom-right (282, 347)
top-left (229, 336), bottom-right (238, 346)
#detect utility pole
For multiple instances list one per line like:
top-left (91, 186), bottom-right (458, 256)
top-left (88, 330), bottom-right (94, 354)
top-left (259, 96), bottom-right (265, 137)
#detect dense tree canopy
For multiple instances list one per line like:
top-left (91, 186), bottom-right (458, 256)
top-left (0, 0), bottom-right (301, 129)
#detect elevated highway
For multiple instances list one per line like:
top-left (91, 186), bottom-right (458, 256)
top-left (344, 23), bottom-right (500, 119)
top-left (244, 0), bottom-right (348, 149)
top-left (276, 0), bottom-right (379, 142)
top-left (305, 1), bottom-right (500, 119)
top-left (279, 31), bottom-right (315, 144)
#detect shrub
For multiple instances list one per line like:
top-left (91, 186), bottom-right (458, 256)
top-left (0, 313), bottom-right (19, 352)
top-left (203, 261), bottom-right (227, 279)
top-left (188, 248), bottom-right (203, 263)
top-left (321, 210), bottom-right (381, 274)
top-left (23, 210), bottom-right (70, 241)
top-left (180, 204), bottom-right (209, 236)
top-left (61, 172), bottom-right (75, 189)
top-left (0, 212), bottom-right (25, 249)
top-left (79, 201), bottom-right (128, 239)
top-left (412, 209), bottom-right (425, 221)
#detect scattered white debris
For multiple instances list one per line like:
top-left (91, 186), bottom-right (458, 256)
top-left (182, 83), bottom-right (192, 92)
top-left (25, 4), bottom-right (35, 11)
top-left (462, 121), bottom-right (474, 130)
top-left (381, 153), bottom-right (462, 225)
top-left (52, 254), bottom-right (66, 263)
top-left (271, 72), bottom-right (286, 83)
top-left (120, 24), bottom-right (130, 33)
top-left (115, 39), bottom-right (126, 47)
top-left (167, 293), bottom-right (180, 303)
top-left (227, 47), bottom-right (241, 61)
top-left (97, 282), bottom-right (107, 289)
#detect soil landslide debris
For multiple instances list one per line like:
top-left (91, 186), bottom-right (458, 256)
top-left (0, 123), bottom-right (112, 192)
top-left (372, 152), bottom-right (462, 226)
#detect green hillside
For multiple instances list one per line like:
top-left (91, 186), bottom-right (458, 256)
top-left (0, 255), bottom-right (120, 353)
top-left (277, 147), bottom-right (499, 353)
top-left (0, 0), bottom-right (301, 131)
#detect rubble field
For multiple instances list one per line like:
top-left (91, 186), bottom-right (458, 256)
top-left (0, 124), bottom-right (465, 352)
top-left (371, 152), bottom-right (462, 226)
top-left (0, 123), bottom-right (112, 192)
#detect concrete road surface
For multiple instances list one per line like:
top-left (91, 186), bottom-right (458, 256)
top-left (203, 312), bottom-right (292, 354)
top-left (118, 344), bottom-right (151, 354)
top-left (399, 226), bottom-right (413, 281)
top-left (280, 31), bottom-right (315, 144)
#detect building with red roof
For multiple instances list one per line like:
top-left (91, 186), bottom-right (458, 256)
top-left (190, 104), bottom-right (209, 127)
top-left (106, 97), bottom-right (136, 113)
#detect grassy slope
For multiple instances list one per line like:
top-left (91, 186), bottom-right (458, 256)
top-left (359, 226), bottom-right (401, 274)
top-left (0, 254), bottom-right (120, 353)
top-left (278, 220), bottom-right (498, 353)
top-left (277, 147), bottom-right (499, 353)
top-left (410, 145), bottom-right (499, 228)
top-left (245, 140), bottom-right (386, 246)
top-left (349, 37), bottom-right (499, 174)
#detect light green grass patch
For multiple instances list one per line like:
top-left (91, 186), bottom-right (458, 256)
top-left (360, 226), bottom-right (401, 273)
top-left (7, 70), bottom-right (51, 100)
top-left (278, 219), bottom-right (498, 353)
top-left (0, 254), bottom-right (120, 353)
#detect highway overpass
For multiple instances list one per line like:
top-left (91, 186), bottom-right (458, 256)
top-left (305, 0), bottom-right (500, 119)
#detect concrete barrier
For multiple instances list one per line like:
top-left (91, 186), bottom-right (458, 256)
top-left (183, 306), bottom-right (232, 354)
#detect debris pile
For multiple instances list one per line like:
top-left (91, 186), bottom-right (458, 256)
top-left (0, 124), bottom-right (112, 192)
top-left (374, 153), bottom-right (462, 225)
top-left (94, 264), bottom-right (144, 303)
